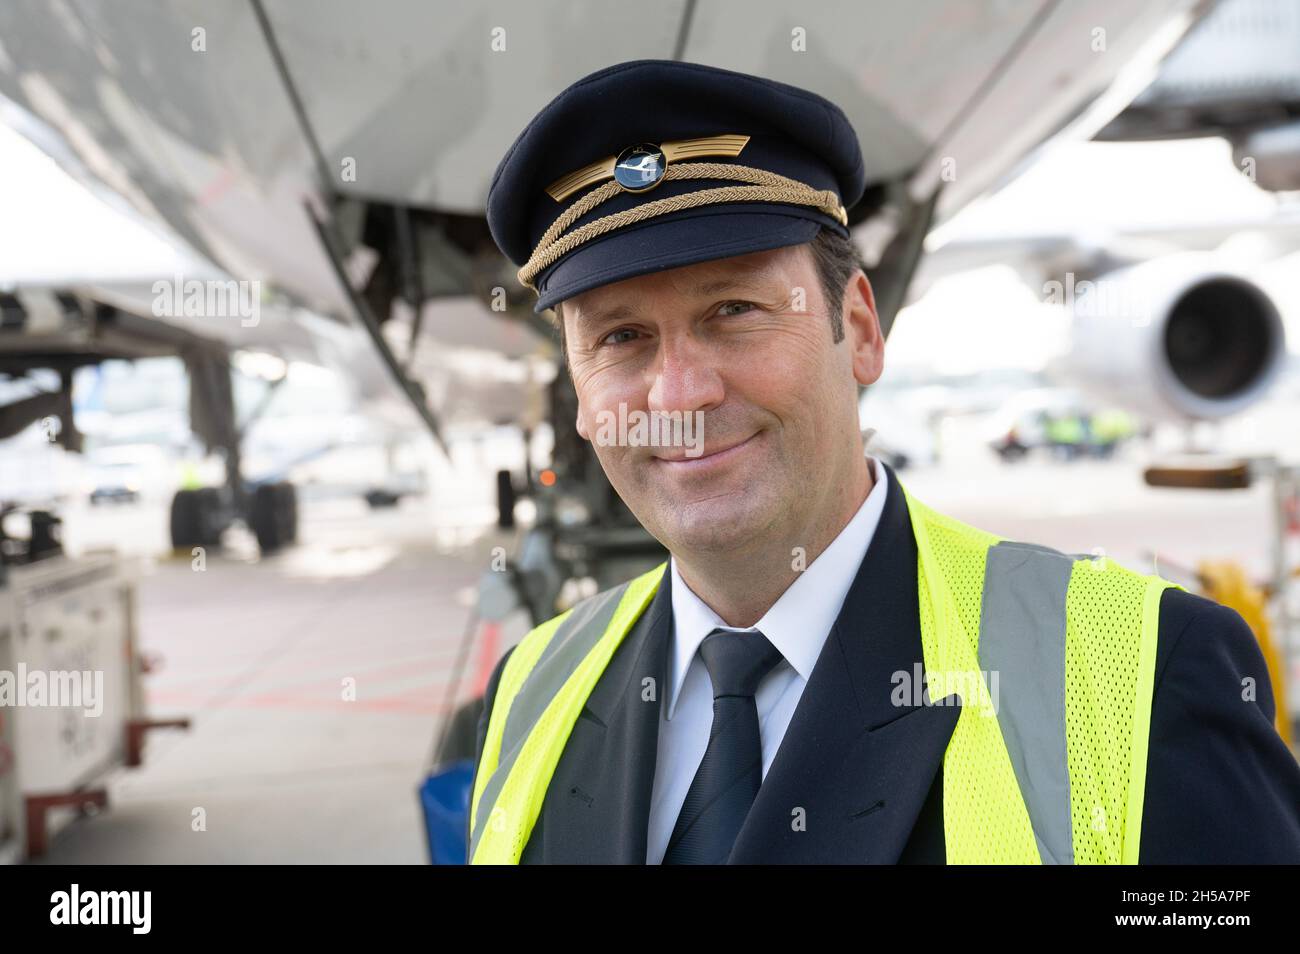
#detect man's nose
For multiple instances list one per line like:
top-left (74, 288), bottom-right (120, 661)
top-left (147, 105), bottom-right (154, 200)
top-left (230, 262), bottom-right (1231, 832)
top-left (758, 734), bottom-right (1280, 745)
top-left (646, 336), bottom-right (724, 415)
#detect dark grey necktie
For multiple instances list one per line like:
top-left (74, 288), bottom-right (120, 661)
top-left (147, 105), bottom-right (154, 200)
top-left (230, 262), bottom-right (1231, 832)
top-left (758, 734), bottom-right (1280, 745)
top-left (663, 628), bottom-right (784, 864)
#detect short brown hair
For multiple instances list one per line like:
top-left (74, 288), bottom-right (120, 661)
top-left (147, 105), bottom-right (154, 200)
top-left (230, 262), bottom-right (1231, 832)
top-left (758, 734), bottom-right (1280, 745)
top-left (553, 227), bottom-right (865, 361)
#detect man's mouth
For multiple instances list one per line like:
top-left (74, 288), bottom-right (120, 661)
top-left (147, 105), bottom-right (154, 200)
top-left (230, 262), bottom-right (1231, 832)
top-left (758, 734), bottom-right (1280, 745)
top-left (652, 432), bottom-right (760, 469)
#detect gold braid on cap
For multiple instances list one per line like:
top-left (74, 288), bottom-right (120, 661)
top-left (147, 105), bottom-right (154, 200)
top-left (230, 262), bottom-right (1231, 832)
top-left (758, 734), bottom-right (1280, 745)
top-left (518, 161), bottom-right (848, 292)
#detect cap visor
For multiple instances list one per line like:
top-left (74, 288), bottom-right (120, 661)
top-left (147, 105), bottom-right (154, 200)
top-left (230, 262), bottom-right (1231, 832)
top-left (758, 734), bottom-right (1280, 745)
top-left (534, 209), bottom-right (826, 312)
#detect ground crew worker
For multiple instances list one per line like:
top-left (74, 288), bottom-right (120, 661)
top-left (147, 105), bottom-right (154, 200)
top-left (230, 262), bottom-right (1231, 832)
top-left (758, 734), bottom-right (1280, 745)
top-left (470, 59), bottom-right (1300, 864)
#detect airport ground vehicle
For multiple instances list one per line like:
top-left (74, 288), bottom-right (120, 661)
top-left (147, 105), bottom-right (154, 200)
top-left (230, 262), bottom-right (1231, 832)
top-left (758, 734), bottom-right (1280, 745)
top-left (88, 460), bottom-right (142, 505)
top-left (986, 391), bottom-right (1141, 463)
top-left (0, 509), bottom-right (188, 862)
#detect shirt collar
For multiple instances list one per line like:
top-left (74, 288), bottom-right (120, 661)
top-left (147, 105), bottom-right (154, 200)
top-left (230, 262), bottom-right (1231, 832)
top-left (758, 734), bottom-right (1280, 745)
top-left (665, 455), bottom-right (889, 720)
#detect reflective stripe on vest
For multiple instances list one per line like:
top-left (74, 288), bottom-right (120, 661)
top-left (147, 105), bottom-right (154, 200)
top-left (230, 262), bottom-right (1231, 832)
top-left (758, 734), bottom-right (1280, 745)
top-left (471, 485), bottom-right (1181, 864)
top-left (981, 540), bottom-right (1076, 863)
top-left (468, 565), bottom-right (662, 864)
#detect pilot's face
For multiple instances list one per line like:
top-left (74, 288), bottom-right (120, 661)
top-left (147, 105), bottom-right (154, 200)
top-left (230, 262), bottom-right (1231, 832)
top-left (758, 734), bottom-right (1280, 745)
top-left (562, 243), bottom-right (883, 558)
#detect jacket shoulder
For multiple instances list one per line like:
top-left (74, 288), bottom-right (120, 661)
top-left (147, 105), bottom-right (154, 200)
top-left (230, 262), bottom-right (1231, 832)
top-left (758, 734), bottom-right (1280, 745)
top-left (1141, 586), bottom-right (1300, 862)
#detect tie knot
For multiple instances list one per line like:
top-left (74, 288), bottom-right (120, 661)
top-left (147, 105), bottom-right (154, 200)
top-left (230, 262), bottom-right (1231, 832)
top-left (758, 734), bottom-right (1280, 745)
top-left (698, 629), bottom-right (783, 699)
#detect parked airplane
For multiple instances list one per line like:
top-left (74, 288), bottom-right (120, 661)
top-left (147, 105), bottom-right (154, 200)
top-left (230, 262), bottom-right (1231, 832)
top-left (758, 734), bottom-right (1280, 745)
top-left (0, 0), bottom-right (1238, 597)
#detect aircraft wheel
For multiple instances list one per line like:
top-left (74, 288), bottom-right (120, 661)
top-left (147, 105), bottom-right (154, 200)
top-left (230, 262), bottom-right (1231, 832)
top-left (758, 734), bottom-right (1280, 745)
top-left (250, 481), bottom-right (297, 555)
top-left (170, 488), bottom-right (224, 550)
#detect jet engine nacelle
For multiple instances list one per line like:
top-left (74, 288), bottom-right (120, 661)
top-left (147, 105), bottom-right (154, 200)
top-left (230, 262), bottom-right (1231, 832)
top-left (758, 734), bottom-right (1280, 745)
top-left (1059, 254), bottom-right (1287, 421)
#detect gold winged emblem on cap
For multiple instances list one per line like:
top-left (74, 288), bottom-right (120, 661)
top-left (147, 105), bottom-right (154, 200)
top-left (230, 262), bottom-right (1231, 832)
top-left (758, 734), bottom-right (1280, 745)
top-left (545, 134), bottom-right (751, 202)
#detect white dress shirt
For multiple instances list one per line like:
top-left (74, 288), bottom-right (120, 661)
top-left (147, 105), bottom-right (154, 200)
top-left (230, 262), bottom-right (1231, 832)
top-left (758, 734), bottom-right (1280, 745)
top-left (645, 455), bottom-right (889, 863)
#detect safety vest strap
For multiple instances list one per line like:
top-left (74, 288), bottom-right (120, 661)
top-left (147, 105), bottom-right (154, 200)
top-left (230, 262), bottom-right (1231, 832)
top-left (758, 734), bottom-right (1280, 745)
top-left (1065, 546), bottom-right (1179, 864)
top-left (469, 563), bottom-right (665, 864)
top-left (900, 480), bottom-right (1182, 864)
top-left (468, 607), bottom-right (572, 838)
top-left (903, 485), bottom-right (1044, 863)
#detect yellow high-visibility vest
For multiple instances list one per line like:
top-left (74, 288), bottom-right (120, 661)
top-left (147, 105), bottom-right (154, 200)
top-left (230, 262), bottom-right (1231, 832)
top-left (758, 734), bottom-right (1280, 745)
top-left (470, 481), bottom-right (1182, 864)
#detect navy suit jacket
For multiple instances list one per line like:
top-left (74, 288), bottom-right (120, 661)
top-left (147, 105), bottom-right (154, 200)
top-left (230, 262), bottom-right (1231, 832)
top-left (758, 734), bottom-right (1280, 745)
top-left (472, 461), bottom-right (1300, 863)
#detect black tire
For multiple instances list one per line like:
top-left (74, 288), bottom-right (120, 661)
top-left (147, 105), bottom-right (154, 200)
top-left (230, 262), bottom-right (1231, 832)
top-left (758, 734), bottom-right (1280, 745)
top-left (250, 481), bottom-right (297, 555)
top-left (170, 488), bottom-right (222, 549)
top-left (496, 470), bottom-right (516, 529)
top-left (278, 482), bottom-right (298, 544)
top-left (170, 489), bottom-right (200, 549)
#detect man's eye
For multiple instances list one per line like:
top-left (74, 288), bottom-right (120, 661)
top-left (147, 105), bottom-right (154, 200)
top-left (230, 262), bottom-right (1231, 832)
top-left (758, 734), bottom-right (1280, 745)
top-left (717, 301), bottom-right (756, 317)
top-left (600, 328), bottom-right (640, 346)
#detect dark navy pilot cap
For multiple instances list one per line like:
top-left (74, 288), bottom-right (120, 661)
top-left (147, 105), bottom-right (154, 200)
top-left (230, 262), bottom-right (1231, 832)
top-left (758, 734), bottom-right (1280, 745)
top-left (487, 59), bottom-right (866, 313)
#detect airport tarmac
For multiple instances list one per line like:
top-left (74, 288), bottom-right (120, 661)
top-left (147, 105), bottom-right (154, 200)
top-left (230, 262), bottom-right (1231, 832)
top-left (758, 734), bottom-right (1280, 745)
top-left (35, 492), bottom-right (527, 864)
top-left (31, 441), bottom-right (1300, 863)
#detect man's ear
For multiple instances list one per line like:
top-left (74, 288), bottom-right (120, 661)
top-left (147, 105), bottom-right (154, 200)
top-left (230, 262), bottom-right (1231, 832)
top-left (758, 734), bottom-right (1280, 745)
top-left (844, 270), bottom-right (884, 387)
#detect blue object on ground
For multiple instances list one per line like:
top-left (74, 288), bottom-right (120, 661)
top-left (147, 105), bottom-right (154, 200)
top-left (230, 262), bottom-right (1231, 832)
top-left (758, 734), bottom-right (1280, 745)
top-left (419, 759), bottom-right (474, 864)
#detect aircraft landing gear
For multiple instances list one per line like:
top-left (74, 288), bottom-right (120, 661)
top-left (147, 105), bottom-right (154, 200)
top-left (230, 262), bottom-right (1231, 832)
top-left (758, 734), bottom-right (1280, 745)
top-left (168, 481), bottom-right (298, 556)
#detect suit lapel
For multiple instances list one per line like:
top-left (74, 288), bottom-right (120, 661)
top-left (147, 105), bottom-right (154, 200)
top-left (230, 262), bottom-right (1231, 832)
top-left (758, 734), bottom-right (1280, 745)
top-left (526, 565), bottom-right (672, 863)
top-left (729, 462), bottom-right (961, 863)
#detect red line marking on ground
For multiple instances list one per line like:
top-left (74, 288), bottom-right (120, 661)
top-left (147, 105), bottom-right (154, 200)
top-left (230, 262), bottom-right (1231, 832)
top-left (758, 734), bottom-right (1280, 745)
top-left (473, 622), bottom-right (500, 696)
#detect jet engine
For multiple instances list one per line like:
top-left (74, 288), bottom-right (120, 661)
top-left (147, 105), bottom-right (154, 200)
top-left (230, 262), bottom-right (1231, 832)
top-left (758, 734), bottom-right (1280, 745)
top-left (1057, 254), bottom-right (1287, 421)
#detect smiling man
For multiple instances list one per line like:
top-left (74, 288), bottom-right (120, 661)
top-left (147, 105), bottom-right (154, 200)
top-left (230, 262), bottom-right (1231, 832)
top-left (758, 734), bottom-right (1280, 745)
top-left (564, 242), bottom-right (878, 629)
top-left (468, 60), bottom-right (1300, 865)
